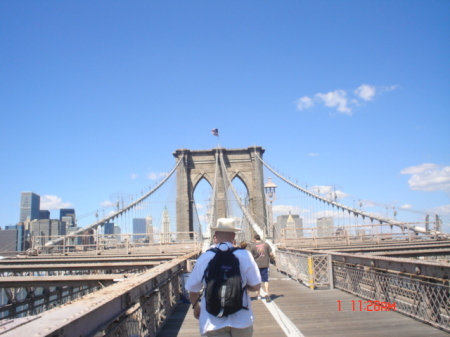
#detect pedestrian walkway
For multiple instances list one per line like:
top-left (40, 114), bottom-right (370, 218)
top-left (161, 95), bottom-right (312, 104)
top-left (157, 265), bottom-right (449, 336)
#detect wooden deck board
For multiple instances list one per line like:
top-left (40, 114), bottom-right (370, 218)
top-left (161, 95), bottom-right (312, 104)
top-left (158, 265), bottom-right (449, 336)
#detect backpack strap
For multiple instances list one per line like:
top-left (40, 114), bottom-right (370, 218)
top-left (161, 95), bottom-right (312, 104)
top-left (201, 247), bottom-right (219, 283)
top-left (201, 245), bottom-right (243, 283)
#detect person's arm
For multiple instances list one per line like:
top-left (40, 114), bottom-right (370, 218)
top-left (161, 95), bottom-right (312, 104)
top-left (244, 250), bottom-right (262, 292)
top-left (189, 291), bottom-right (201, 319)
top-left (267, 243), bottom-right (275, 261)
top-left (246, 283), bottom-right (261, 292)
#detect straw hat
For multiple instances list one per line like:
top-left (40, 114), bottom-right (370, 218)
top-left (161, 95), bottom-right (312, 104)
top-left (210, 218), bottom-right (241, 232)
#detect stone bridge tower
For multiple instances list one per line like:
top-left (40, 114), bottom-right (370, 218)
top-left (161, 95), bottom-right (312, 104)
top-left (173, 146), bottom-right (267, 236)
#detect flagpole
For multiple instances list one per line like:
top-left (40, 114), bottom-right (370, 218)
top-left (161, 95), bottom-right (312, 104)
top-left (211, 128), bottom-right (220, 149)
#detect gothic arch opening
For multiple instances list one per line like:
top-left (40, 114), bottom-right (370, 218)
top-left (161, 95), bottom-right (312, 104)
top-left (193, 177), bottom-right (213, 236)
top-left (229, 175), bottom-right (249, 235)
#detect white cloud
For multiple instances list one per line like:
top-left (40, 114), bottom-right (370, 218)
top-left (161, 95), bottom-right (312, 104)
top-left (100, 200), bottom-right (115, 207)
top-left (308, 152), bottom-right (319, 157)
top-left (401, 163), bottom-right (450, 192)
top-left (354, 84), bottom-right (376, 101)
top-left (40, 195), bottom-right (72, 210)
top-left (315, 90), bottom-right (351, 114)
top-left (309, 185), bottom-right (348, 199)
top-left (273, 205), bottom-right (305, 215)
top-left (130, 173), bottom-right (138, 180)
top-left (296, 83), bottom-right (397, 115)
top-left (400, 163), bottom-right (440, 175)
top-left (196, 203), bottom-right (205, 210)
top-left (400, 204), bottom-right (413, 209)
top-left (427, 204), bottom-right (450, 217)
top-left (381, 85), bottom-right (399, 93)
top-left (297, 96), bottom-right (314, 110)
top-left (147, 172), bottom-right (169, 180)
top-left (335, 190), bottom-right (349, 199)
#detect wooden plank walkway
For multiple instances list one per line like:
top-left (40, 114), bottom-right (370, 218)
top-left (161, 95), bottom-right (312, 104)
top-left (158, 265), bottom-right (449, 336)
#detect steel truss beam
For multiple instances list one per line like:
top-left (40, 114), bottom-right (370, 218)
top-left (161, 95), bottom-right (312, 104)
top-left (0, 261), bottom-right (161, 273)
top-left (0, 275), bottom-right (130, 287)
top-left (1, 250), bottom-right (200, 337)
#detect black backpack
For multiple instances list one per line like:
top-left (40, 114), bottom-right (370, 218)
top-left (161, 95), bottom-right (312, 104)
top-left (202, 244), bottom-right (248, 317)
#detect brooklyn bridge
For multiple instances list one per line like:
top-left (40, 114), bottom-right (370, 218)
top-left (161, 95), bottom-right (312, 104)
top-left (1, 147), bottom-right (449, 336)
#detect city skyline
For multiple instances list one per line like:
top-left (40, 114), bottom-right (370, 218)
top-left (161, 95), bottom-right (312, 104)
top-left (0, 2), bottom-right (448, 232)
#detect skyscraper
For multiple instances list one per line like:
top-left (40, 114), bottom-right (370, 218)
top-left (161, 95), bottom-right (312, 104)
top-left (39, 210), bottom-right (50, 219)
top-left (132, 218), bottom-right (146, 242)
top-left (60, 209), bottom-right (76, 224)
top-left (161, 207), bottom-right (170, 243)
top-left (0, 228), bottom-right (18, 252)
top-left (275, 213), bottom-right (303, 241)
top-left (113, 225), bottom-right (121, 242)
top-left (317, 217), bottom-right (334, 237)
top-left (146, 216), bottom-right (154, 243)
top-left (104, 222), bottom-right (114, 235)
top-left (20, 192), bottom-right (40, 223)
top-left (31, 219), bottom-right (66, 246)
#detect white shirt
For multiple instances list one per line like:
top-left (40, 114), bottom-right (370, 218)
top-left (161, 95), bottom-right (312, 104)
top-left (185, 242), bottom-right (261, 335)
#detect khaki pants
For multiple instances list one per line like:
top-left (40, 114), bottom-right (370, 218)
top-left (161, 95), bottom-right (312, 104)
top-left (206, 325), bottom-right (253, 337)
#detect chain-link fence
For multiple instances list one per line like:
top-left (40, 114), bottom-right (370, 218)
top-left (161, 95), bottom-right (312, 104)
top-left (276, 250), bottom-right (331, 289)
top-left (277, 248), bottom-right (449, 332)
top-left (334, 263), bottom-right (450, 332)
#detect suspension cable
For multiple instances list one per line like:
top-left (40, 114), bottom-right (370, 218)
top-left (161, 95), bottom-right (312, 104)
top-left (44, 154), bottom-right (185, 248)
top-left (255, 153), bottom-right (447, 237)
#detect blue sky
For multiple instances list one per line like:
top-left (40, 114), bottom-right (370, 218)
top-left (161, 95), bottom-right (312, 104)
top-left (1, 1), bottom-right (449, 233)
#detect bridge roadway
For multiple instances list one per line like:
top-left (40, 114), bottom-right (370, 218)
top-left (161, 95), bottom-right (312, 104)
top-left (158, 265), bottom-right (449, 337)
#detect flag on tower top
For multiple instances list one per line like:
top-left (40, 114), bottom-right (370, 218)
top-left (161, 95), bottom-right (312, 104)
top-left (211, 128), bottom-right (219, 137)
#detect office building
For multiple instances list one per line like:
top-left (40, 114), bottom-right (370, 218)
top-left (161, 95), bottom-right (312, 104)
top-left (133, 218), bottom-right (146, 242)
top-left (274, 213), bottom-right (303, 241)
top-left (317, 217), bottom-right (334, 237)
top-left (161, 207), bottom-right (171, 243)
top-left (39, 210), bottom-right (50, 219)
top-left (146, 216), bottom-right (154, 243)
top-left (6, 224), bottom-right (25, 251)
top-left (0, 228), bottom-right (18, 252)
top-left (81, 228), bottom-right (95, 247)
top-left (66, 225), bottom-right (82, 246)
top-left (30, 219), bottom-right (66, 246)
top-left (20, 192), bottom-right (40, 223)
top-left (285, 214), bottom-right (298, 239)
top-left (104, 222), bottom-right (114, 235)
top-left (60, 209), bottom-right (76, 225)
top-left (113, 225), bottom-right (121, 242)
top-left (61, 216), bottom-right (74, 227)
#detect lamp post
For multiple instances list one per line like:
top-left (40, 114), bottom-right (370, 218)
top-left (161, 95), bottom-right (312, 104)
top-left (264, 177), bottom-right (277, 240)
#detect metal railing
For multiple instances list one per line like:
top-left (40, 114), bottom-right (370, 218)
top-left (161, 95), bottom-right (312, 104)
top-left (277, 247), bottom-right (450, 332)
top-left (29, 231), bottom-right (201, 256)
top-left (276, 250), bottom-right (332, 289)
top-left (279, 223), bottom-right (447, 248)
top-left (0, 251), bottom-right (200, 337)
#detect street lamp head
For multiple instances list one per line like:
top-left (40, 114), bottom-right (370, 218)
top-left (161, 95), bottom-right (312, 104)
top-left (264, 177), bottom-right (277, 200)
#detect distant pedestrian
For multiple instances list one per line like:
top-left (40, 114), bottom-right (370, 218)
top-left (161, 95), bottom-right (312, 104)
top-left (250, 234), bottom-right (275, 302)
top-left (240, 241), bottom-right (247, 250)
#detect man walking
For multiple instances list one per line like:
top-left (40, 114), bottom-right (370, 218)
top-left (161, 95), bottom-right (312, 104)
top-left (250, 234), bottom-right (275, 302)
top-left (185, 218), bottom-right (261, 337)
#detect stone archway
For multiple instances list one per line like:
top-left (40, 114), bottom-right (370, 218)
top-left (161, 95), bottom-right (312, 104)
top-left (172, 146), bottom-right (266, 236)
